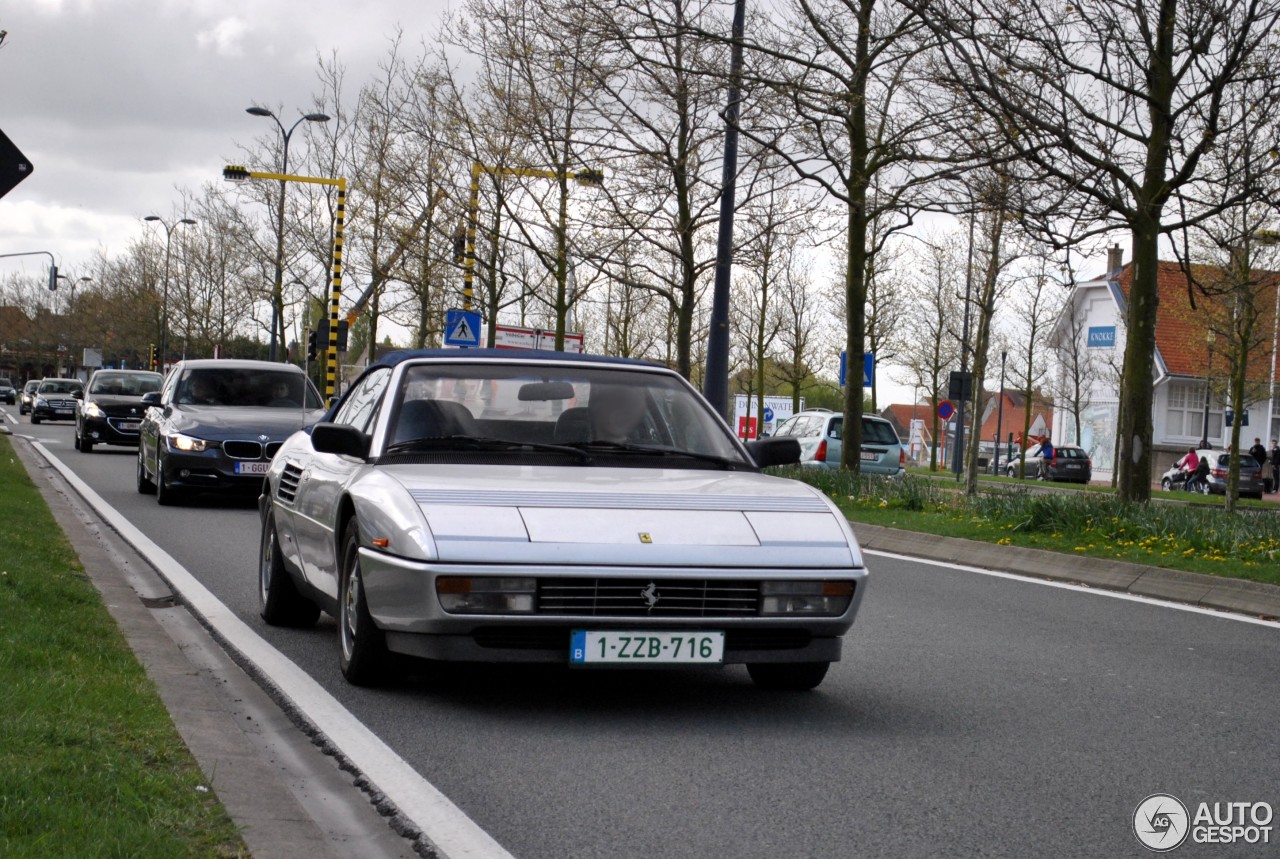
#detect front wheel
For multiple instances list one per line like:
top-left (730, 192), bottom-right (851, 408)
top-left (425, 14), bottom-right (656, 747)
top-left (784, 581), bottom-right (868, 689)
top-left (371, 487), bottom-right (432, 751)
top-left (338, 519), bottom-right (392, 686)
top-left (30, 415), bottom-right (40, 425)
top-left (1199, 481), bottom-right (1212, 495)
top-left (155, 457), bottom-right (184, 506)
top-left (747, 661), bottom-right (830, 691)
top-left (1161, 478), bottom-right (1171, 491)
top-left (259, 507), bottom-right (320, 627)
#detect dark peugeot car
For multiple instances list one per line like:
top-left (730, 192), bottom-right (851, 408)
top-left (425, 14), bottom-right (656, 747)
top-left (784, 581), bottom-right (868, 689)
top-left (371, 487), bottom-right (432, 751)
top-left (30, 378), bottom-right (84, 424)
top-left (137, 359), bottom-right (325, 505)
top-left (0, 377), bottom-right (15, 405)
top-left (74, 369), bottom-right (164, 452)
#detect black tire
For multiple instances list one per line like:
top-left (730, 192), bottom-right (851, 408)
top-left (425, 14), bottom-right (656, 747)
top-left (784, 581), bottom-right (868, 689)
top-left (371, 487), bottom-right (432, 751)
top-left (30, 415), bottom-right (40, 425)
top-left (1199, 482), bottom-right (1212, 496)
top-left (1161, 478), bottom-right (1171, 491)
top-left (338, 519), bottom-right (391, 685)
top-left (77, 426), bottom-right (93, 453)
top-left (747, 662), bottom-right (830, 691)
top-left (136, 451), bottom-right (156, 494)
top-left (259, 506), bottom-right (320, 627)
top-left (155, 456), bottom-right (184, 506)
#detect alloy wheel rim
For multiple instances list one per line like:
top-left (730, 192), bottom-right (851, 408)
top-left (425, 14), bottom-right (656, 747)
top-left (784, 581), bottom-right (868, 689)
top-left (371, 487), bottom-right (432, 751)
top-left (342, 558), bottom-right (360, 658)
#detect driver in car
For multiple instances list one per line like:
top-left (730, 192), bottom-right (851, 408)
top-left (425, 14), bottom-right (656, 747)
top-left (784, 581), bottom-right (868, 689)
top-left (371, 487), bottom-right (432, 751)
top-left (589, 384), bottom-right (648, 443)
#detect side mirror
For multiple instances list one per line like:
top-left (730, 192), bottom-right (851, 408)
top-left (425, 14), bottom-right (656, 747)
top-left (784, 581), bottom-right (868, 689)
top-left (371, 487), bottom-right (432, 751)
top-left (141, 391), bottom-right (162, 406)
top-left (745, 437), bottom-right (801, 469)
top-left (72, 390), bottom-right (83, 400)
top-left (310, 422), bottom-right (370, 459)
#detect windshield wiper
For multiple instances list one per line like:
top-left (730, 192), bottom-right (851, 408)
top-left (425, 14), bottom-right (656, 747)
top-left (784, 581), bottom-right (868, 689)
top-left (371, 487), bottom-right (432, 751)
top-left (568, 440), bottom-right (743, 469)
top-left (383, 435), bottom-right (592, 463)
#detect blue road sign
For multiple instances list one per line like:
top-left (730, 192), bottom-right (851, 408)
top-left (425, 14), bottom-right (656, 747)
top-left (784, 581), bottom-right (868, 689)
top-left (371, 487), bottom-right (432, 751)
top-left (444, 309), bottom-right (481, 347)
top-left (763, 406), bottom-right (775, 424)
top-left (839, 351), bottom-right (875, 387)
top-left (938, 400), bottom-right (954, 421)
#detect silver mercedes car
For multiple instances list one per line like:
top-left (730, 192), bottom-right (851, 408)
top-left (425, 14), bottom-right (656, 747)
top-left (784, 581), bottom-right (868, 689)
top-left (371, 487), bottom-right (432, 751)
top-left (258, 349), bottom-right (869, 690)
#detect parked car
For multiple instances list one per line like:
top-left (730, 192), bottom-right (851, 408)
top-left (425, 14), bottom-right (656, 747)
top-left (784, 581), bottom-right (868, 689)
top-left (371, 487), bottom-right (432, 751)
top-left (1005, 443), bottom-right (1092, 483)
top-left (0, 377), bottom-right (15, 405)
top-left (257, 349), bottom-right (868, 690)
top-left (18, 380), bottom-right (39, 414)
top-left (74, 369), bottom-right (164, 453)
top-left (771, 409), bottom-right (906, 476)
top-left (137, 359), bottom-right (325, 505)
top-left (30, 378), bottom-right (84, 424)
top-left (1172, 449), bottom-right (1266, 499)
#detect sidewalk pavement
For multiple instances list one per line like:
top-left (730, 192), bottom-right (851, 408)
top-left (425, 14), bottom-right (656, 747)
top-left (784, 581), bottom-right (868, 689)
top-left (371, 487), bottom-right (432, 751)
top-left (852, 522), bottom-right (1280, 620)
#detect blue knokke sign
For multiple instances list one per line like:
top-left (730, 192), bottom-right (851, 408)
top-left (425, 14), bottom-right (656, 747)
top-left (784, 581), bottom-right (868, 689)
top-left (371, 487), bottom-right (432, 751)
top-left (1087, 326), bottom-right (1116, 348)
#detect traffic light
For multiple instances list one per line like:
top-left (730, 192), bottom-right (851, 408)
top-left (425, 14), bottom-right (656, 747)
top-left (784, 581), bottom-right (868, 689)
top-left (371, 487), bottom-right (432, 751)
top-left (222, 165), bottom-right (250, 181)
top-left (148, 343), bottom-right (157, 371)
top-left (574, 168), bottom-right (604, 187)
top-left (452, 224), bottom-right (466, 264)
top-left (47, 264), bottom-right (58, 291)
top-left (306, 330), bottom-right (317, 361)
top-left (336, 320), bottom-right (349, 352)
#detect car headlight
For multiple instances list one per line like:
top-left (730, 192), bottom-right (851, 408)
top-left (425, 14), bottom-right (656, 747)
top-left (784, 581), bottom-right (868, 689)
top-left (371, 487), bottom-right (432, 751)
top-left (759, 580), bottom-right (854, 616)
top-left (84, 402), bottom-right (106, 418)
top-left (166, 433), bottom-right (208, 452)
top-left (35, 397), bottom-right (48, 407)
top-left (436, 577), bottom-right (536, 614)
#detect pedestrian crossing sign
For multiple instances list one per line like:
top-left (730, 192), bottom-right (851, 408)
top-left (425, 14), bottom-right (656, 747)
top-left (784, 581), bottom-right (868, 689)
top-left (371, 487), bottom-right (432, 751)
top-left (444, 309), bottom-right (481, 347)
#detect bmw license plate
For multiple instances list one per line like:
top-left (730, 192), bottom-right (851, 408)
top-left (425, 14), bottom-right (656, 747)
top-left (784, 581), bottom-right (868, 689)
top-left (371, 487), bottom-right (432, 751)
top-left (234, 461), bottom-right (271, 475)
top-left (570, 630), bottom-right (724, 665)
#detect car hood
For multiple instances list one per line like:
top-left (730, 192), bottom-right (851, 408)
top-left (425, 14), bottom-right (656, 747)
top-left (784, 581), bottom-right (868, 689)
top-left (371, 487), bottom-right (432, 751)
top-left (376, 465), bottom-right (864, 568)
top-left (87, 394), bottom-right (152, 410)
top-left (169, 405), bottom-right (326, 441)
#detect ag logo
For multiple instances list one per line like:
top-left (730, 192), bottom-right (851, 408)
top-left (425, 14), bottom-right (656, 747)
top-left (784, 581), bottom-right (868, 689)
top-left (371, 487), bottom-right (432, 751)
top-left (1133, 793), bottom-right (1189, 852)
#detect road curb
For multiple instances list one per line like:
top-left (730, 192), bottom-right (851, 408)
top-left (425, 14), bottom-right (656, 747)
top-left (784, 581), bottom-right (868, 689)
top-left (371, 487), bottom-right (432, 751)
top-left (852, 522), bottom-right (1280, 620)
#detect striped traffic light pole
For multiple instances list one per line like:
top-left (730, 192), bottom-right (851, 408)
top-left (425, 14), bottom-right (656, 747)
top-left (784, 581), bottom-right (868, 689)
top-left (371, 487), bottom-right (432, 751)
top-left (224, 166), bottom-right (347, 400)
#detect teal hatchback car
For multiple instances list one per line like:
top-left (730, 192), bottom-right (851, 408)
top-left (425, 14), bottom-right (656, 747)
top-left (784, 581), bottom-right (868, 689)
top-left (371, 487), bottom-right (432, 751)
top-left (772, 409), bottom-right (906, 475)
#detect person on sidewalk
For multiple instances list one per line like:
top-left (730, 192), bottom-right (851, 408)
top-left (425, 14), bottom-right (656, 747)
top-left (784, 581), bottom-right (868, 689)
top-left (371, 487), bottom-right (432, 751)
top-left (1270, 439), bottom-right (1280, 494)
top-left (1249, 437), bottom-right (1267, 469)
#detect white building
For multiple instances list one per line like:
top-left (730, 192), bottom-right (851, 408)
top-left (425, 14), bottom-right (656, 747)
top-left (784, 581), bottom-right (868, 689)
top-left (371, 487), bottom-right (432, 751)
top-left (1048, 247), bottom-right (1280, 483)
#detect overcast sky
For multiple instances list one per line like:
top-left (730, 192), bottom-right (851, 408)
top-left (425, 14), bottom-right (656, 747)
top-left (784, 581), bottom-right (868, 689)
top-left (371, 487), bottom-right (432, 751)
top-left (0, 0), bottom-right (449, 282)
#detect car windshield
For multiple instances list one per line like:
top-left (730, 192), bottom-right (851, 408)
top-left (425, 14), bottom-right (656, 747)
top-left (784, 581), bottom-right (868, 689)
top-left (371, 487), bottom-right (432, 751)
top-left (38, 380), bottom-right (81, 395)
top-left (89, 372), bottom-right (162, 396)
top-left (387, 363), bottom-right (748, 465)
top-left (176, 368), bottom-right (323, 408)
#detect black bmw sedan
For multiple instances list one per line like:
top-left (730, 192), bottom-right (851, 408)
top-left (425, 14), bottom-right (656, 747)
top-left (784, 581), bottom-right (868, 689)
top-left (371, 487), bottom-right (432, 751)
top-left (74, 369), bottom-right (163, 452)
top-left (137, 359), bottom-right (325, 505)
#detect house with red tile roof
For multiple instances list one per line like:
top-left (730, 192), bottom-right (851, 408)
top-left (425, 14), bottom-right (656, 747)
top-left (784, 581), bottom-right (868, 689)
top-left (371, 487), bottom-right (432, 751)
top-left (1047, 247), bottom-right (1280, 482)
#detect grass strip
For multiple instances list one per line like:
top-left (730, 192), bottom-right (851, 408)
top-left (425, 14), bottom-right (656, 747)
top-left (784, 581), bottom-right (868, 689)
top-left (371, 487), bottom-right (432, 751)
top-left (0, 436), bottom-right (247, 858)
top-left (777, 466), bottom-right (1280, 587)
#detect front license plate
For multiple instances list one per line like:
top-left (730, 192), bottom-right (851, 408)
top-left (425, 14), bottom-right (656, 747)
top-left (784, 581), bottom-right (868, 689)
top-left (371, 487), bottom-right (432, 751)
top-left (55, 409), bottom-right (73, 415)
top-left (234, 461), bottom-right (271, 475)
top-left (570, 630), bottom-right (725, 665)
top-left (119, 421), bottom-right (140, 431)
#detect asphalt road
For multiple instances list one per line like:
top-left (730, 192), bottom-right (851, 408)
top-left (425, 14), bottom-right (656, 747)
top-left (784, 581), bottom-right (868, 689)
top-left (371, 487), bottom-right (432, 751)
top-left (8, 407), bottom-right (1280, 858)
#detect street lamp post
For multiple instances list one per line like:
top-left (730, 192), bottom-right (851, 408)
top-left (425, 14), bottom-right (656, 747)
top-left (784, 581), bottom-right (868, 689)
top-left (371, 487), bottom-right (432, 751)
top-left (246, 106), bottom-right (331, 362)
top-left (1199, 330), bottom-right (1216, 449)
top-left (143, 215), bottom-right (196, 373)
top-left (994, 349), bottom-right (1007, 477)
top-left (55, 274), bottom-right (91, 376)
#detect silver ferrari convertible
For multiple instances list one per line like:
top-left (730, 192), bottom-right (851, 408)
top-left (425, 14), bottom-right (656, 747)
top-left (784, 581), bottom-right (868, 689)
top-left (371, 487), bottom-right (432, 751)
top-left (258, 349), bottom-right (869, 690)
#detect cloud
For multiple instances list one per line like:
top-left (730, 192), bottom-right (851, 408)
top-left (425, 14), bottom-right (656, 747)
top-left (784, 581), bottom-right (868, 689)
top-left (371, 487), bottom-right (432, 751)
top-left (195, 17), bottom-right (252, 57)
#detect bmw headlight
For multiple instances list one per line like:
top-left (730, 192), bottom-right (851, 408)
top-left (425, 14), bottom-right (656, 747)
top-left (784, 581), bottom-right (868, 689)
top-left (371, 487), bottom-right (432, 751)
top-left (759, 581), bottom-right (854, 616)
top-left (84, 402), bottom-right (106, 418)
top-left (436, 577), bottom-right (536, 614)
top-left (166, 433), bottom-right (208, 452)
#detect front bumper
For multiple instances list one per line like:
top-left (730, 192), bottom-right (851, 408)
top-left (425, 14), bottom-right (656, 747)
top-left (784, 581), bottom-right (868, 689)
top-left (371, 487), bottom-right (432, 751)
top-left (162, 448), bottom-right (273, 494)
top-left (361, 551), bottom-right (867, 665)
top-left (81, 414), bottom-right (146, 446)
top-left (32, 402), bottom-right (77, 421)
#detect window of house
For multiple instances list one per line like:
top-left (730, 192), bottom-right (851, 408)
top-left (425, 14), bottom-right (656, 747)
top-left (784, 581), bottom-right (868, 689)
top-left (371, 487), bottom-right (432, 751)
top-left (1166, 381), bottom-right (1221, 441)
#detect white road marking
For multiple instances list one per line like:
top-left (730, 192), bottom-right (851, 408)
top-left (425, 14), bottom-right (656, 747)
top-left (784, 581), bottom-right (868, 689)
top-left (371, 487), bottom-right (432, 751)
top-left (864, 548), bottom-right (1280, 629)
top-left (32, 442), bottom-right (516, 859)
